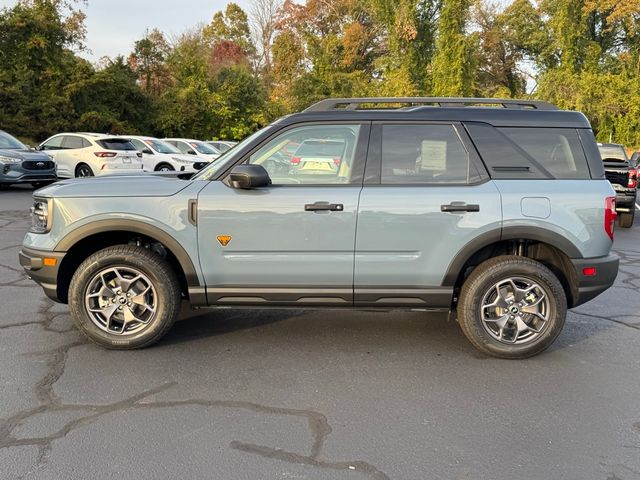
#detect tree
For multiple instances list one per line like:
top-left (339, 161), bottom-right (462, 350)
top-left (0, 0), bottom-right (88, 139)
top-left (431, 0), bottom-right (475, 96)
top-left (128, 29), bottom-right (171, 96)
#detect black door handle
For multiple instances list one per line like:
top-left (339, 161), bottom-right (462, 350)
top-left (305, 202), bottom-right (344, 212)
top-left (441, 203), bottom-right (480, 213)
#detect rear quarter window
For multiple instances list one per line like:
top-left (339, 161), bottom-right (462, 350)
top-left (499, 127), bottom-right (590, 179)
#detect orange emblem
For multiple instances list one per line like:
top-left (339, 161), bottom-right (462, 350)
top-left (217, 235), bottom-right (232, 247)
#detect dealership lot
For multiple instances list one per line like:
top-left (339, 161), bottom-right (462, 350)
top-left (1, 185), bottom-right (639, 479)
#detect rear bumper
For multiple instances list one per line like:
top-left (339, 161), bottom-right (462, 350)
top-left (571, 254), bottom-right (619, 307)
top-left (615, 191), bottom-right (636, 211)
top-left (18, 246), bottom-right (66, 303)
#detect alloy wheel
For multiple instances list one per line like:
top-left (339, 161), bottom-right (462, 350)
top-left (480, 276), bottom-right (551, 345)
top-left (84, 266), bottom-right (157, 335)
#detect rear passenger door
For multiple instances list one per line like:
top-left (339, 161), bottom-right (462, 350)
top-left (354, 122), bottom-right (502, 308)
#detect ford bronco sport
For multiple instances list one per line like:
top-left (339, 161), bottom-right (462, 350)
top-left (19, 97), bottom-right (619, 359)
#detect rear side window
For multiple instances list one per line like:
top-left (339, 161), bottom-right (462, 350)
top-left (381, 124), bottom-right (482, 184)
top-left (62, 136), bottom-right (88, 149)
top-left (97, 139), bottom-right (137, 151)
top-left (499, 128), bottom-right (590, 179)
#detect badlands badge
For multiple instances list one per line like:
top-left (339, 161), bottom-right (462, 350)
top-left (217, 235), bottom-right (232, 247)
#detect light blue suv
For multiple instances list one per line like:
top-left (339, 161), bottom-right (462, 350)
top-left (19, 98), bottom-right (619, 358)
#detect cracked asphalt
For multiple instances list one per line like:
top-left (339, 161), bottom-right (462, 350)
top-left (1, 184), bottom-right (639, 480)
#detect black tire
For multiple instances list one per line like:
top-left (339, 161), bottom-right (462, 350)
top-left (457, 255), bottom-right (567, 359)
top-left (619, 209), bottom-right (635, 228)
top-left (68, 245), bottom-right (181, 349)
top-left (75, 163), bottom-right (94, 178)
top-left (155, 163), bottom-right (175, 172)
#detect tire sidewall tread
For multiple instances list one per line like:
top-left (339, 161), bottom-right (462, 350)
top-left (457, 255), bottom-right (567, 359)
top-left (68, 245), bottom-right (181, 349)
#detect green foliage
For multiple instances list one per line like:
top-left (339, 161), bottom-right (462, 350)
top-left (3, 0), bottom-right (640, 147)
top-left (432, 0), bottom-right (474, 96)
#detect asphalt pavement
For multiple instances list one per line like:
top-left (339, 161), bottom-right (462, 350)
top-left (1, 184), bottom-right (639, 480)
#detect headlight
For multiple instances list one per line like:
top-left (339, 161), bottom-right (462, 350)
top-left (172, 157), bottom-right (194, 165)
top-left (0, 155), bottom-right (21, 164)
top-left (30, 198), bottom-right (52, 234)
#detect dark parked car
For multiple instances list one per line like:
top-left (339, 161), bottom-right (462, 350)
top-left (598, 143), bottom-right (637, 227)
top-left (0, 130), bottom-right (57, 188)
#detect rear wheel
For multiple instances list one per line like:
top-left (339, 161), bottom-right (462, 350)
top-left (68, 245), bottom-right (181, 349)
top-left (75, 164), bottom-right (94, 178)
top-left (457, 255), bottom-right (567, 359)
top-left (619, 208), bottom-right (635, 228)
top-left (155, 163), bottom-right (174, 172)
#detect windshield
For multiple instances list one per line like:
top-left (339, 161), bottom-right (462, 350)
top-left (0, 131), bottom-right (27, 150)
top-left (193, 126), bottom-right (274, 180)
top-left (599, 145), bottom-right (628, 162)
top-left (190, 141), bottom-right (219, 155)
top-left (144, 139), bottom-right (182, 154)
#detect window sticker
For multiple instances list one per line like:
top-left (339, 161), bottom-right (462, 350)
top-left (419, 140), bottom-right (447, 171)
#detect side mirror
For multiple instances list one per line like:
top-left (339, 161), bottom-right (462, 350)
top-left (142, 148), bottom-right (153, 155)
top-left (229, 164), bottom-right (271, 189)
top-left (187, 149), bottom-right (197, 155)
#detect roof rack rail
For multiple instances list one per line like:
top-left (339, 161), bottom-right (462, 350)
top-left (304, 97), bottom-right (559, 112)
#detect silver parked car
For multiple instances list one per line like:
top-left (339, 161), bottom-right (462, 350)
top-left (0, 130), bottom-right (57, 188)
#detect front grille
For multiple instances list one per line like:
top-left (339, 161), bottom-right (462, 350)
top-left (22, 160), bottom-right (54, 170)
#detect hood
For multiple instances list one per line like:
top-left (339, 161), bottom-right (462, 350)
top-left (0, 149), bottom-right (51, 161)
top-left (35, 173), bottom-right (193, 198)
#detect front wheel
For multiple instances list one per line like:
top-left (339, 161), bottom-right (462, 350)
top-left (155, 163), bottom-right (175, 172)
top-left (68, 245), bottom-right (181, 349)
top-left (457, 255), bottom-right (567, 359)
top-left (619, 208), bottom-right (635, 228)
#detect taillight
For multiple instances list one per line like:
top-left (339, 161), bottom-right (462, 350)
top-left (333, 157), bottom-right (341, 166)
top-left (604, 196), bottom-right (617, 241)
top-left (291, 156), bottom-right (301, 165)
top-left (94, 152), bottom-right (116, 158)
top-left (629, 168), bottom-right (637, 188)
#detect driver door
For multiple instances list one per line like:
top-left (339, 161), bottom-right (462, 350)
top-left (196, 122), bottom-right (370, 306)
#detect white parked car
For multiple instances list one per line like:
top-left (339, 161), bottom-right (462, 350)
top-left (122, 136), bottom-right (206, 172)
top-left (206, 140), bottom-right (237, 153)
top-left (38, 133), bottom-right (143, 178)
top-left (163, 138), bottom-right (221, 162)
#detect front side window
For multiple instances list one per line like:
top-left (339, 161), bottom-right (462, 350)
top-left (381, 124), bottom-right (476, 184)
top-left (174, 142), bottom-right (191, 154)
top-left (246, 124), bottom-right (361, 185)
top-left (40, 136), bottom-right (64, 150)
top-left (130, 139), bottom-right (147, 151)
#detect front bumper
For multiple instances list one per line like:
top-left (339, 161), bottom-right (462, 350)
top-left (18, 246), bottom-right (66, 303)
top-left (571, 254), bottom-right (619, 307)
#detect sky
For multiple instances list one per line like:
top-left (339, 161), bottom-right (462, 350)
top-left (0, 0), bottom-right (252, 62)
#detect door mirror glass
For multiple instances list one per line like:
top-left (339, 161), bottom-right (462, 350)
top-left (229, 164), bottom-right (271, 189)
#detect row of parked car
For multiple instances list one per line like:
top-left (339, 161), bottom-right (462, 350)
top-left (598, 142), bottom-right (639, 228)
top-left (0, 130), bottom-right (237, 187)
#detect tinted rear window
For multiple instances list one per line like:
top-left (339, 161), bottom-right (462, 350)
top-left (499, 128), bottom-right (590, 179)
top-left (97, 139), bottom-right (137, 151)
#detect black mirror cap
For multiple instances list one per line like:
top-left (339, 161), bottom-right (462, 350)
top-left (229, 164), bottom-right (271, 189)
top-left (188, 150), bottom-right (197, 155)
top-left (142, 148), bottom-right (153, 155)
